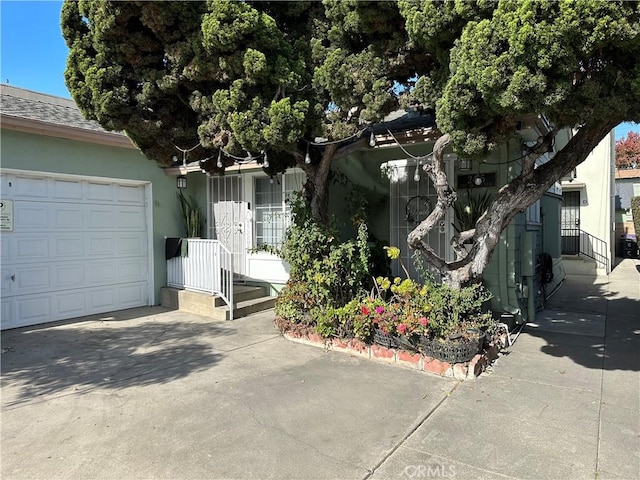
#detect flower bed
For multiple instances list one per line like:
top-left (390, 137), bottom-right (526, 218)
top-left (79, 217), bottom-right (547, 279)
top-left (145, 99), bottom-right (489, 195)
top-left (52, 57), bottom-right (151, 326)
top-left (277, 318), bottom-right (508, 379)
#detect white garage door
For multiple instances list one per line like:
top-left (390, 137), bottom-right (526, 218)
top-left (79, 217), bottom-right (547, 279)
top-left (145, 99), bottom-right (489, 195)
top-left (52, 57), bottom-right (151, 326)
top-left (1, 171), bottom-right (151, 330)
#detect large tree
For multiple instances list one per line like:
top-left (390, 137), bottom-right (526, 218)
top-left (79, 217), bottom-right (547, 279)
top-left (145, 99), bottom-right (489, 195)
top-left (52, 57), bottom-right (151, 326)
top-left (616, 131), bottom-right (640, 169)
top-left (63, 1), bottom-right (640, 290)
top-left (61, 0), bottom-right (408, 222)
top-left (393, 0), bottom-right (640, 288)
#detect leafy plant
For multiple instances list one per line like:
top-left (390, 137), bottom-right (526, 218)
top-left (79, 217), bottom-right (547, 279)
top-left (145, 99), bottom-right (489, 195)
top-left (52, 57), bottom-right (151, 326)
top-left (275, 193), bottom-right (371, 324)
top-left (177, 191), bottom-right (202, 238)
top-left (453, 190), bottom-right (492, 234)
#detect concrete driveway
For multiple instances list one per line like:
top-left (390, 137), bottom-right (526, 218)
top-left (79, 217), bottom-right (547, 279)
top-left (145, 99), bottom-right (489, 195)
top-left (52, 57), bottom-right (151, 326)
top-left (1, 307), bottom-right (458, 479)
top-left (2, 258), bottom-right (638, 480)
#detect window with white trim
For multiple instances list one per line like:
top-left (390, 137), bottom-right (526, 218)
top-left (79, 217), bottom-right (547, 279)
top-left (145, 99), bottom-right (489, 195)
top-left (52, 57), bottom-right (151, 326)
top-left (254, 171), bottom-right (305, 248)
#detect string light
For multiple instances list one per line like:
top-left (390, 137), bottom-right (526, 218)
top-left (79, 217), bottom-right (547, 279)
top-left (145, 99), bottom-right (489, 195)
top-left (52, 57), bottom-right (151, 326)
top-left (305, 144), bottom-right (311, 164)
top-left (171, 141), bottom-right (202, 167)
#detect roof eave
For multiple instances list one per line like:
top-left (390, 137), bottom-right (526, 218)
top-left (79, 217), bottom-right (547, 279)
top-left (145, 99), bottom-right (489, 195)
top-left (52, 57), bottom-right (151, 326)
top-left (1, 114), bottom-right (137, 150)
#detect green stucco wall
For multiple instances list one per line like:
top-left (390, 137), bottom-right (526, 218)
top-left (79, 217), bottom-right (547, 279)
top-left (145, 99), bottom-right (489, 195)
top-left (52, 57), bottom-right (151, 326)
top-left (1, 128), bottom-right (183, 305)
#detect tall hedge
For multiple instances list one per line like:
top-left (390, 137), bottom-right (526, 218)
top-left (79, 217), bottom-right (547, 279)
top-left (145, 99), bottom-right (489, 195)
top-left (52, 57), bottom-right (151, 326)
top-left (632, 196), bottom-right (640, 236)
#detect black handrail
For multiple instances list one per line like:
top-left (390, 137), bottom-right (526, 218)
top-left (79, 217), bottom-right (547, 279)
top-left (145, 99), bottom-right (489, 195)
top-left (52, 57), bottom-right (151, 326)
top-left (561, 228), bottom-right (609, 272)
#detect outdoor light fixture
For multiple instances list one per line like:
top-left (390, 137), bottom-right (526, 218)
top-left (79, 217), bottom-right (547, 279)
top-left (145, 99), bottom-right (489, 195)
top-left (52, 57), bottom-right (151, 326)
top-left (473, 174), bottom-right (485, 186)
top-left (413, 163), bottom-right (421, 182)
top-left (216, 150), bottom-right (223, 169)
top-left (263, 151), bottom-right (269, 169)
top-left (369, 131), bottom-right (376, 147)
top-left (176, 175), bottom-right (187, 189)
top-left (172, 155), bottom-right (179, 163)
top-left (458, 158), bottom-right (472, 171)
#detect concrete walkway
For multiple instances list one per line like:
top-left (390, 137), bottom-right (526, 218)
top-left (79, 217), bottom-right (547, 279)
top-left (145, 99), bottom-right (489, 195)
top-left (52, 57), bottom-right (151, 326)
top-left (1, 259), bottom-right (638, 479)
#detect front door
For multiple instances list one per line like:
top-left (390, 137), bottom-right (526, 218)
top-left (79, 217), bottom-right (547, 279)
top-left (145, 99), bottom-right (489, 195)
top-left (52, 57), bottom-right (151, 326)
top-left (561, 191), bottom-right (580, 254)
top-left (208, 176), bottom-right (248, 277)
top-left (388, 158), bottom-right (453, 282)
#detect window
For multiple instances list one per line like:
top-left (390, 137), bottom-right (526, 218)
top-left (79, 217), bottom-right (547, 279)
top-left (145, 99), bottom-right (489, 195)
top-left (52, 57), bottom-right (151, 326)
top-left (254, 172), bottom-right (305, 248)
top-left (526, 199), bottom-right (541, 225)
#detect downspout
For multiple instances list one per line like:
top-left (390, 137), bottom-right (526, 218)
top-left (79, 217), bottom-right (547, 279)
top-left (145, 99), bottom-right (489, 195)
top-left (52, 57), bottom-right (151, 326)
top-left (527, 274), bottom-right (536, 323)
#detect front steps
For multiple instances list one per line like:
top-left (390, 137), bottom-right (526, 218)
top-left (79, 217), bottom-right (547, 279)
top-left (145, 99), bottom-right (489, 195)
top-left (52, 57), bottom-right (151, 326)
top-left (562, 255), bottom-right (607, 277)
top-left (160, 285), bottom-right (276, 320)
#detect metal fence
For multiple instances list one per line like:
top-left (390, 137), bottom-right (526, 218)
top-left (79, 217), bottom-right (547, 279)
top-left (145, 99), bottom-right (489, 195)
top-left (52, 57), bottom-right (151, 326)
top-left (167, 239), bottom-right (234, 319)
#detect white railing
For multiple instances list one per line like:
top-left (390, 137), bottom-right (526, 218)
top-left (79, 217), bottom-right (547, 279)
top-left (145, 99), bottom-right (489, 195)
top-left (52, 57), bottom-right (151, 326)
top-left (167, 239), bottom-right (234, 320)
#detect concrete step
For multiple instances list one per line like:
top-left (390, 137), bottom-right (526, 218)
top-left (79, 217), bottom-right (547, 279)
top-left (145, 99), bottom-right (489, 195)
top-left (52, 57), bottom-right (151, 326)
top-left (210, 295), bottom-right (277, 321)
top-left (160, 285), bottom-right (275, 320)
top-left (562, 255), bottom-right (607, 277)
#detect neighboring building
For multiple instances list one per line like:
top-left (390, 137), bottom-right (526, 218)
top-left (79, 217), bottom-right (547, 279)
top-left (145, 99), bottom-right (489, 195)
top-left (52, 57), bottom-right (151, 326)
top-left (560, 131), bottom-right (616, 275)
top-left (614, 168), bottom-right (640, 248)
top-left (0, 85), bottom-right (186, 330)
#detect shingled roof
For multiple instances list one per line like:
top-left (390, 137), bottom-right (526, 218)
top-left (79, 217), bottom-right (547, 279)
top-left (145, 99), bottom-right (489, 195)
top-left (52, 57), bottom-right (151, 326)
top-left (0, 84), bottom-right (121, 134)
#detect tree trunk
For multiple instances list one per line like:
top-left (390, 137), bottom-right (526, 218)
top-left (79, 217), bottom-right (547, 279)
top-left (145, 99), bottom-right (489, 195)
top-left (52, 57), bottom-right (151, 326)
top-left (409, 119), bottom-right (620, 290)
top-left (301, 143), bottom-right (337, 224)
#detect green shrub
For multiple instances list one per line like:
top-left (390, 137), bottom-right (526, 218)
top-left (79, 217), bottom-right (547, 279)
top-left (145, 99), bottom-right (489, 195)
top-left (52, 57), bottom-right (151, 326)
top-left (276, 193), bottom-right (371, 324)
top-left (631, 196), bottom-right (640, 237)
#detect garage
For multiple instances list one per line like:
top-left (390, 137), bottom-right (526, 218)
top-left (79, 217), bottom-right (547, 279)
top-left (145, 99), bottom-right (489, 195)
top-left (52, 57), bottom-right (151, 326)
top-left (1, 170), bottom-right (152, 330)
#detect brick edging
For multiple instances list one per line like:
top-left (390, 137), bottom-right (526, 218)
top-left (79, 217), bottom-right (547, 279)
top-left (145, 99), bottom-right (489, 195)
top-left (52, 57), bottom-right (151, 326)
top-left (282, 329), bottom-right (507, 380)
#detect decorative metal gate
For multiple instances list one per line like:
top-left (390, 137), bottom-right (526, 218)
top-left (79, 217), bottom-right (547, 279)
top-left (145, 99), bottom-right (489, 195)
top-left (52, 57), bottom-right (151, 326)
top-left (207, 175), bottom-right (248, 277)
top-left (561, 191), bottom-right (580, 255)
top-left (388, 159), bottom-right (451, 282)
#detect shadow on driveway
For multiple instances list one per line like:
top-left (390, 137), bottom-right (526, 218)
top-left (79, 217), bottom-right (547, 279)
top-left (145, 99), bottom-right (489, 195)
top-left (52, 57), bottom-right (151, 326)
top-left (1, 308), bottom-right (225, 407)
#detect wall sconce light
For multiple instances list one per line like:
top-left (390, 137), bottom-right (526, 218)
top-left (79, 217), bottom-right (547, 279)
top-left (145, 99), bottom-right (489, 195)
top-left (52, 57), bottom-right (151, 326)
top-left (459, 158), bottom-right (472, 171)
top-left (176, 175), bottom-right (187, 189)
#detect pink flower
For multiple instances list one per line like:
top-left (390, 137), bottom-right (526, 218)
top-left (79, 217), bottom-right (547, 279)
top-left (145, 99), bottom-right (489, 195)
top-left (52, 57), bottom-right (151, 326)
top-left (397, 323), bottom-right (407, 334)
top-left (419, 317), bottom-right (429, 327)
top-left (373, 318), bottom-right (379, 325)
top-left (375, 306), bottom-right (385, 314)
top-left (361, 306), bottom-right (370, 316)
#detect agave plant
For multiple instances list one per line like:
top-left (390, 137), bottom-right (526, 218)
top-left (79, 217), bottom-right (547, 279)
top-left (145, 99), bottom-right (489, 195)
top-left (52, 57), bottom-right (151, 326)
top-left (177, 191), bottom-right (202, 238)
top-left (453, 190), bottom-right (492, 235)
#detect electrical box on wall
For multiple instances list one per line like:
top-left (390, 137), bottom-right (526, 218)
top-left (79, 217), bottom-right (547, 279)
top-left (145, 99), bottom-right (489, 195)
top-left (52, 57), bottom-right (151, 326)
top-left (521, 232), bottom-right (536, 277)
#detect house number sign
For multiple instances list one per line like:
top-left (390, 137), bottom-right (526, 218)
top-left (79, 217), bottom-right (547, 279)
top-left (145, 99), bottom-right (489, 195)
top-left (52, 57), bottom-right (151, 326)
top-left (0, 200), bottom-right (13, 232)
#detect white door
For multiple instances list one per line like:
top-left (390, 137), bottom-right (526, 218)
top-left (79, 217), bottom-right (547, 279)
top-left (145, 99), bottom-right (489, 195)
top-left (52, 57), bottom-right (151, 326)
top-left (208, 175), bottom-right (248, 277)
top-left (0, 171), bottom-right (151, 330)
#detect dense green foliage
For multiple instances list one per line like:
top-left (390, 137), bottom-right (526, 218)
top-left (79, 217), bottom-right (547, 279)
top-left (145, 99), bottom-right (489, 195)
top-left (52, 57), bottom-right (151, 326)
top-left (61, 1), bottom-right (405, 172)
top-left (632, 197), bottom-right (640, 237)
top-left (274, 194), bottom-right (370, 323)
top-left (399, 0), bottom-right (640, 156)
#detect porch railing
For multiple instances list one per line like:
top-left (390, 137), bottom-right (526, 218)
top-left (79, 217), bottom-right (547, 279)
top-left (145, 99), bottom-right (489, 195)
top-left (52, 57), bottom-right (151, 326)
top-left (561, 228), bottom-right (609, 272)
top-left (167, 239), bottom-right (235, 320)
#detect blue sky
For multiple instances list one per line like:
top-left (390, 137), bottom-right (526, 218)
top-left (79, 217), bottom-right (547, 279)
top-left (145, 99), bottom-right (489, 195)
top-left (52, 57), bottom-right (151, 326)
top-left (1, 0), bottom-right (638, 141)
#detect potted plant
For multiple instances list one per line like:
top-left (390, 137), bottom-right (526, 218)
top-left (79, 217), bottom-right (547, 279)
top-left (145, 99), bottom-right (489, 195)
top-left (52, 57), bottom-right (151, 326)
top-left (177, 191), bottom-right (202, 238)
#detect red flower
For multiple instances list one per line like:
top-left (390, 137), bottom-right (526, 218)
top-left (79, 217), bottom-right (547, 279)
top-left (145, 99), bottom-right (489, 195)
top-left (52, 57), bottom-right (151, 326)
top-left (419, 317), bottom-right (429, 327)
top-left (361, 306), bottom-right (370, 316)
top-left (397, 323), bottom-right (407, 334)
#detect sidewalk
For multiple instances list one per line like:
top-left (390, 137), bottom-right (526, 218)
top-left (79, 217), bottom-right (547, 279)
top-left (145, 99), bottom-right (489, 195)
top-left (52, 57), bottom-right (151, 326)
top-left (370, 257), bottom-right (639, 480)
